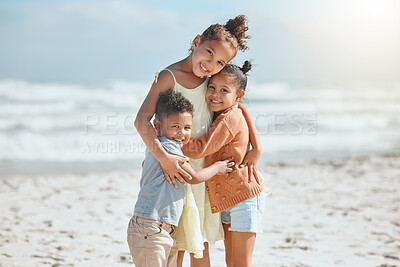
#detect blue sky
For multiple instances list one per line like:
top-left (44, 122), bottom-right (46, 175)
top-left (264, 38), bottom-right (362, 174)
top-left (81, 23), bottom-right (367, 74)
top-left (0, 0), bottom-right (399, 84)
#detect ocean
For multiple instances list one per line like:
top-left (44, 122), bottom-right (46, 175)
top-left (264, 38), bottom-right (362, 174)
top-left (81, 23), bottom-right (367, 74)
top-left (1, 79), bottom-right (399, 176)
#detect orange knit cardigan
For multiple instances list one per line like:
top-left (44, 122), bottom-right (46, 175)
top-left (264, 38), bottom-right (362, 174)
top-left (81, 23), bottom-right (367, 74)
top-left (182, 104), bottom-right (264, 213)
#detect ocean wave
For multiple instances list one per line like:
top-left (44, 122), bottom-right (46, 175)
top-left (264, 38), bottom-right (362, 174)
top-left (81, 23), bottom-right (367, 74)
top-left (1, 79), bottom-right (399, 162)
top-left (0, 131), bottom-right (144, 162)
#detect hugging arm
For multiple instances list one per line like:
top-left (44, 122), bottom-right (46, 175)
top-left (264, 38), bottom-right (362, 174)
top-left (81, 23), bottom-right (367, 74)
top-left (238, 102), bottom-right (262, 183)
top-left (180, 157), bottom-right (235, 184)
top-left (134, 71), bottom-right (191, 188)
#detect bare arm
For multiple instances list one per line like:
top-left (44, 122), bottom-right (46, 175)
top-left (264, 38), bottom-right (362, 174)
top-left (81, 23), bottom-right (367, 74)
top-left (180, 157), bottom-right (235, 184)
top-left (134, 70), bottom-right (191, 188)
top-left (238, 102), bottom-right (262, 154)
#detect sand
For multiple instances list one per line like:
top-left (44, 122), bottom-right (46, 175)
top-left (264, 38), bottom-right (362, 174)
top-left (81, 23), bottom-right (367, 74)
top-left (1, 154), bottom-right (400, 267)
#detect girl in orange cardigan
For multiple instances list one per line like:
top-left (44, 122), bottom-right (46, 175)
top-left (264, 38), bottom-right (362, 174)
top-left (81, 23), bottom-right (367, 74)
top-left (182, 61), bottom-right (268, 267)
top-left (134, 16), bottom-right (262, 266)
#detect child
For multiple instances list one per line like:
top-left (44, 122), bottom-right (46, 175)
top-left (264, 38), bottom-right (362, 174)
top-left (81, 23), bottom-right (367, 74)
top-left (127, 91), bottom-right (234, 267)
top-left (182, 61), bottom-right (267, 267)
top-left (134, 15), bottom-right (262, 266)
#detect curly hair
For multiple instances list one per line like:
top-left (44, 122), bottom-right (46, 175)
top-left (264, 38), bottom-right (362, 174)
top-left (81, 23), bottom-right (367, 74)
top-left (155, 90), bottom-right (194, 120)
top-left (200, 15), bottom-right (250, 52)
top-left (221, 60), bottom-right (252, 92)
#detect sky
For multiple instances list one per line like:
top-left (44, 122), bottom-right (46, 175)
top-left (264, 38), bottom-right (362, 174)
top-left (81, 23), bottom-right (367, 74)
top-left (0, 0), bottom-right (399, 84)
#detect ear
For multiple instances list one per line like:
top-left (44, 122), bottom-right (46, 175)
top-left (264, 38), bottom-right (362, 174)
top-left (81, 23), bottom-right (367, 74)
top-left (153, 119), bottom-right (161, 136)
top-left (192, 34), bottom-right (201, 50)
top-left (236, 90), bottom-right (245, 102)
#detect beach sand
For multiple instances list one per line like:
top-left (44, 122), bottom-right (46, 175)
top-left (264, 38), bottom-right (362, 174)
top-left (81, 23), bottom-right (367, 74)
top-left (1, 154), bottom-right (399, 267)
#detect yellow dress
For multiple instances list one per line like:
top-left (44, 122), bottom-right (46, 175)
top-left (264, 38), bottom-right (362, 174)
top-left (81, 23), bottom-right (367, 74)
top-left (163, 69), bottom-right (224, 258)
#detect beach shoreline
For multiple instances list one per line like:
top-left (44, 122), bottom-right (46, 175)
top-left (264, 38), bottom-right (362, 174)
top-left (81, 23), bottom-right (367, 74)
top-left (1, 153), bottom-right (399, 266)
top-left (0, 149), bottom-right (385, 179)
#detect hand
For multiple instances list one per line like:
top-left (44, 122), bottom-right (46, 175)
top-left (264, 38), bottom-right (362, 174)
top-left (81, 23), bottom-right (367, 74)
top-left (160, 153), bottom-right (191, 188)
top-left (240, 149), bottom-right (262, 184)
top-left (217, 157), bottom-right (235, 175)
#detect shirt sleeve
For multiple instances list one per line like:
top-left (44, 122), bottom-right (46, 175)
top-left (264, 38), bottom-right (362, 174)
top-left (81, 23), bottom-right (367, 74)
top-left (159, 137), bottom-right (187, 160)
top-left (182, 119), bottom-right (235, 159)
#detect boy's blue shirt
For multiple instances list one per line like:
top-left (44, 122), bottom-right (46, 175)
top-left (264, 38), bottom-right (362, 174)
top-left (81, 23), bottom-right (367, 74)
top-left (133, 136), bottom-right (187, 226)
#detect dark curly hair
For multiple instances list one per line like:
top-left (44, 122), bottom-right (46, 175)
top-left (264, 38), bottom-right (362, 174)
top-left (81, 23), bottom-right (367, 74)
top-left (221, 60), bottom-right (252, 92)
top-left (155, 90), bottom-right (194, 120)
top-left (192, 15), bottom-right (250, 53)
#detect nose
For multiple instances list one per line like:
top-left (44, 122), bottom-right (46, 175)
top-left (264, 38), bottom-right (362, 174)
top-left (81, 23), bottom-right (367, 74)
top-left (211, 90), bottom-right (220, 97)
top-left (203, 61), bottom-right (213, 73)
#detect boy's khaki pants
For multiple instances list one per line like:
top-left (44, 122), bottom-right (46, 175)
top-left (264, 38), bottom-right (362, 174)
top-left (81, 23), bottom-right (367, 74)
top-left (127, 216), bottom-right (178, 267)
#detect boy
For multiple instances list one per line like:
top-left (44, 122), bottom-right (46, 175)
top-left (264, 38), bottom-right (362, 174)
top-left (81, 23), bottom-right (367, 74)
top-left (127, 91), bottom-right (234, 267)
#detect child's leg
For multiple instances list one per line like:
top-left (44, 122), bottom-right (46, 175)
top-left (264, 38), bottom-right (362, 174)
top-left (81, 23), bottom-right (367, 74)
top-left (167, 243), bottom-right (179, 267)
top-left (221, 192), bottom-right (266, 267)
top-left (224, 226), bottom-right (256, 267)
top-left (177, 251), bottom-right (184, 267)
top-left (231, 231), bottom-right (256, 265)
top-left (189, 242), bottom-right (210, 267)
top-left (223, 224), bottom-right (233, 266)
top-left (127, 216), bottom-right (176, 267)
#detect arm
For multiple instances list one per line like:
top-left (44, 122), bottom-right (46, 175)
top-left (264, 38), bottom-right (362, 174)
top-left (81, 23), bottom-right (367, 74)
top-left (134, 70), bottom-right (191, 188)
top-left (238, 102), bottom-right (262, 184)
top-left (180, 157), bottom-right (235, 184)
top-left (238, 102), bottom-right (262, 154)
top-left (182, 120), bottom-right (234, 159)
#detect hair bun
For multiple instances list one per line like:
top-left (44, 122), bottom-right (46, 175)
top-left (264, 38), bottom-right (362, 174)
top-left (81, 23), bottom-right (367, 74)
top-left (240, 60), bottom-right (252, 74)
top-left (224, 15), bottom-right (250, 51)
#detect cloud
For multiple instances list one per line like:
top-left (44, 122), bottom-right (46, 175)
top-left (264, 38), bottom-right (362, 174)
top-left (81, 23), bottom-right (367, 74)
top-left (61, 0), bottom-right (179, 33)
top-left (0, 0), bottom-right (399, 84)
top-left (0, 1), bottom-right (199, 82)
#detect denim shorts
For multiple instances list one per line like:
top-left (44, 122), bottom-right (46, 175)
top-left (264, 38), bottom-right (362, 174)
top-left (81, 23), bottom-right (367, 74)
top-left (221, 192), bottom-right (266, 233)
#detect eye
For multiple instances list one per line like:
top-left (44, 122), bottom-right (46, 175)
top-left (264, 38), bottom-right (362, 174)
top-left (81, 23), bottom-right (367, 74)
top-left (221, 88), bottom-right (228, 92)
top-left (208, 85), bottom-right (215, 90)
top-left (218, 61), bottom-right (224, 66)
top-left (185, 126), bottom-right (191, 130)
top-left (172, 125), bottom-right (179, 128)
top-left (207, 49), bottom-right (213, 55)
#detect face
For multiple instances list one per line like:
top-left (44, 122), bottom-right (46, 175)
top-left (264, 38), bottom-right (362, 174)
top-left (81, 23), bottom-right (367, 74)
top-left (205, 72), bottom-right (244, 114)
top-left (191, 35), bottom-right (236, 78)
top-left (154, 112), bottom-right (193, 147)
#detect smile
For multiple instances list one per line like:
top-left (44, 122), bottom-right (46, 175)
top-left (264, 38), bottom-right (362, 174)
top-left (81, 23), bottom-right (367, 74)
top-left (210, 99), bottom-right (222, 104)
top-left (200, 63), bottom-right (208, 73)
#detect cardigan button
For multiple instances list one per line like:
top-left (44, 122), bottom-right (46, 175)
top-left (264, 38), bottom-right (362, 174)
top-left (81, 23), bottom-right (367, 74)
top-left (221, 196), bottom-right (226, 201)
top-left (216, 184), bottom-right (221, 188)
top-left (215, 192), bottom-right (220, 196)
top-left (212, 206), bottom-right (217, 212)
top-left (206, 186), bottom-right (209, 191)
